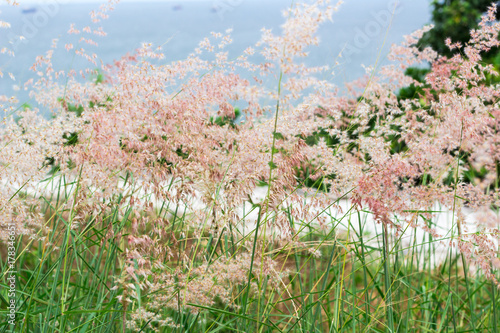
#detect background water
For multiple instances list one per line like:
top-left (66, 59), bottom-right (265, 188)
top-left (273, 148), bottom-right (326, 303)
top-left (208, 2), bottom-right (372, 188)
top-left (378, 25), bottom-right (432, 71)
top-left (0, 0), bottom-right (431, 116)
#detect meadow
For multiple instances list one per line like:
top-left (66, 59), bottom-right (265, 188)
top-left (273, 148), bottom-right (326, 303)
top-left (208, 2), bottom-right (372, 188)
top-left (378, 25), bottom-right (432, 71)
top-left (0, 0), bottom-right (499, 332)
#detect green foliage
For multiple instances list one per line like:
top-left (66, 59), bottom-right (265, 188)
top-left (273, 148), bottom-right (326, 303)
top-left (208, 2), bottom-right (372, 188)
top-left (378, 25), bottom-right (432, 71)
top-left (209, 108), bottom-right (242, 128)
top-left (418, 0), bottom-right (496, 57)
top-left (397, 67), bottom-right (430, 101)
top-left (89, 95), bottom-right (113, 109)
top-left (62, 132), bottom-right (78, 146)
top-left (58, 98), bottom-right (84, 117)
top-left (3, 190), bottom-right (499, 332)
top-left (21, 102), bottom-right (32, 111)
top-left (93, 69), bottom-right (105, 85)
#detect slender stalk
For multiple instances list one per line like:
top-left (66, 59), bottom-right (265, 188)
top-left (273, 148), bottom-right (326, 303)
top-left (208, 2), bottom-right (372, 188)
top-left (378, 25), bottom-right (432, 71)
top-left (256, 69), bottom-right (284, 330)
top-left (382, 222), bottom-right (395, 333)
top-left (357, 210), bottom-right (370, 323)
top-left (241, 206), bottom-right (262, 325)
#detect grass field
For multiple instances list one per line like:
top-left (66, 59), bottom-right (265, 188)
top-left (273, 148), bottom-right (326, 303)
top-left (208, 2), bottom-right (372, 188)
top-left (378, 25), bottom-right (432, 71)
top-left (1, 1), bottom-right (500, 332)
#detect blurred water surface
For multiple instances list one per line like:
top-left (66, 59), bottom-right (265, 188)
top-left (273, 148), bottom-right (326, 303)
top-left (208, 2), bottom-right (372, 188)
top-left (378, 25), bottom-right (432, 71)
top-left (0, 0), bottom-right (431, 115)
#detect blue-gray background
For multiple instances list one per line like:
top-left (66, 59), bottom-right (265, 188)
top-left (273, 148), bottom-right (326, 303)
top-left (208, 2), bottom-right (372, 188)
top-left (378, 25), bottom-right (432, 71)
top-left (0, 0), bottom-right (431, 114)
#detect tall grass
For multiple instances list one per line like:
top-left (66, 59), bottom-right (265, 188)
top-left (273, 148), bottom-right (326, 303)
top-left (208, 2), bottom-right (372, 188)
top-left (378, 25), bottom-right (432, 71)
top-left (1, 1), bottom-right (500, 332)
top-left (1, 175), bottom-right (498, 332)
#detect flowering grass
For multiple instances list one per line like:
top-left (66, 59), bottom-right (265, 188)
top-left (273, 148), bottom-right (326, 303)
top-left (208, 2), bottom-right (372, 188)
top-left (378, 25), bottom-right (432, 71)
top-left (0, 0), bottom-right (500, 332)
